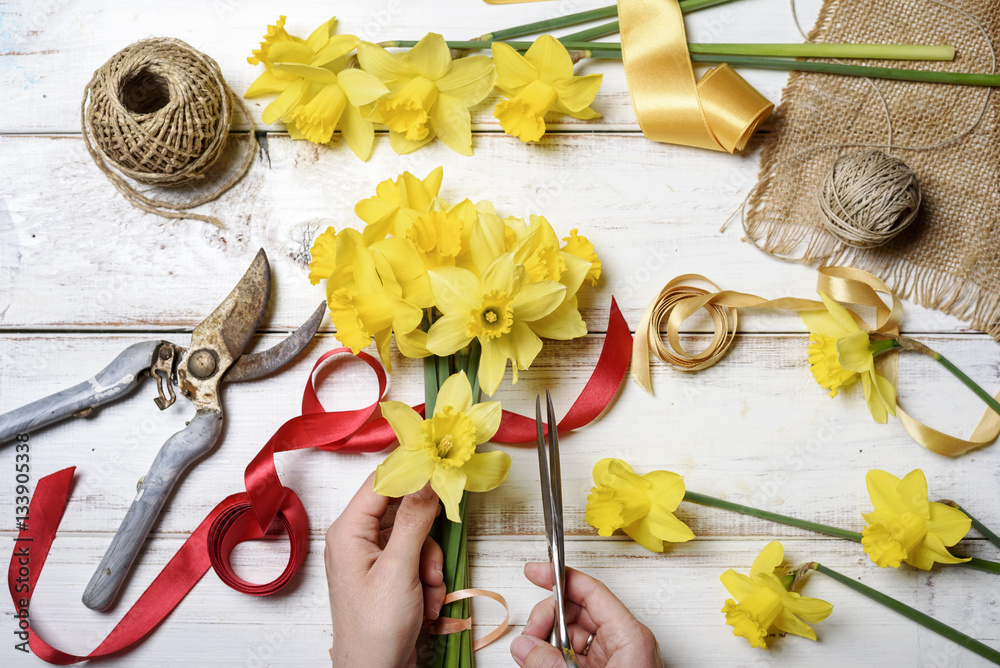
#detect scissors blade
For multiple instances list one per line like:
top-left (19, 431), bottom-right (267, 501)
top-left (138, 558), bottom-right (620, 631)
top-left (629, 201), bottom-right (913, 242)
top-left (194, 248), bottom-right (271, 362)
top-left (535, 395), bottom-right (553, 552)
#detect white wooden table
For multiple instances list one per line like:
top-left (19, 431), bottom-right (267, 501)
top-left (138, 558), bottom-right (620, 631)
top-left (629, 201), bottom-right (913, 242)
top-left (2, 1), bottom-right (999, 665)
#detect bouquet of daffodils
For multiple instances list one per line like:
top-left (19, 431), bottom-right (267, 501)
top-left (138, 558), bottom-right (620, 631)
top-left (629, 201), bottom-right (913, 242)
top-left (308, 166), bottom-right (601, 666)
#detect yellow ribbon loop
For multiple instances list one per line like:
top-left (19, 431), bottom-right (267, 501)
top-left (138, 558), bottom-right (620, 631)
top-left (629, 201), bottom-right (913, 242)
top-left (618, 0), bottom-right (774, 153)
top-left (632, 267), bottom-right (1000, 456)
top-left (426, 588), bottom-right (511, 651)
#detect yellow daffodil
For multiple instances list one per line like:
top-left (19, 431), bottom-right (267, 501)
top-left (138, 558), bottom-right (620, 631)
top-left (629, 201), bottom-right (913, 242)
top-left (326, 236), bottom-right (423, 371)
top-left (407, 199), bottom-right (479, 271)
top-left (801, 292), bottom-right (897, 423)
top-left (374, 371), bottom-right (509, 521)
top-left (358, 34), bottom-right (496, 155)
top-left (720, 541), bottom-right (833, 649)
top-left (861, 469), bottom-right (970, 570)
top-left (246, 18), bottom-right (388, 160)
top-left (356, 167), bottom-right (444, 244)
top-left (584, 459), bottom-right (694, 552)
top-left (425, 253), bottom-right (580, 395)
top-left (491, 35), bottom-right (602, 143)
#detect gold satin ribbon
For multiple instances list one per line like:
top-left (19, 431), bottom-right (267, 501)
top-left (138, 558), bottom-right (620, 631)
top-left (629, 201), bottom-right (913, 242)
top-left (632, 267), bottom-right (1000, 456)
top-left (426, 588), bottom-right (511, 651)
top-left (618, 0), bottom-right (773, 153)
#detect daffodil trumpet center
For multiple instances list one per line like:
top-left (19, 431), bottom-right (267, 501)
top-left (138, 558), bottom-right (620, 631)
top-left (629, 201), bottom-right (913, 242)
top-left (381, 76), bottom-right (438, 141)
top-left (467, 292), bottom-right (514, 340)
top-left (421, 407), bottom-right (476, 468)
top-left (723, 586), bottom-right (783, 649)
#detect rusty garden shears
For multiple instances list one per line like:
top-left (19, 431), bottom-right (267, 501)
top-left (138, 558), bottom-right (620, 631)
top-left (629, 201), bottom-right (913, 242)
top-left (0, 249), bottom-right (325, 612)
top-left (536, 391), bottom-right (582, 668)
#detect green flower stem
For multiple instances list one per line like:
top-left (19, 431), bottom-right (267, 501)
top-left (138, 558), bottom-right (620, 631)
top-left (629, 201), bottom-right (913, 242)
top-left (466, 340), bottom-right (483, 403)
top-left (899, 338), bottom-right (1000, 418)
top-left (814, 563), bottom-right (1000, 664)
top-left (682, 491), bottom-right (863, 541)
top-left (947, 502), bottom-right (1000, 552)
top-left (559, 21), bottom-right (621, 44)
top-left (962, 558), bottom-right (1000, 575)
top-left (483, 0), bottom-right (737, 42)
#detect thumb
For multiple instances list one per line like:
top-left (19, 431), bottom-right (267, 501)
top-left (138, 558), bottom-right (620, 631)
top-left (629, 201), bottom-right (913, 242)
top-left (382, 483), bottom-right (439, 566)
top-left (510, 634), bottom-right (570, 668)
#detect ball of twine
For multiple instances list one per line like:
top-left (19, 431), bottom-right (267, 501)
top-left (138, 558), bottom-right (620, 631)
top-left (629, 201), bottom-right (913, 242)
top-left (816, 148), bottom-right (921, 248)
top-left (81, 37), bottom-right (255, 227)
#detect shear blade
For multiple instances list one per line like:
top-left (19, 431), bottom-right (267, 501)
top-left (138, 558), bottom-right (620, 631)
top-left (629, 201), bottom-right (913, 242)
top-left (225, 301), bottom-right (326, 382)
top-left (191, 249), bottom-right (271, 362)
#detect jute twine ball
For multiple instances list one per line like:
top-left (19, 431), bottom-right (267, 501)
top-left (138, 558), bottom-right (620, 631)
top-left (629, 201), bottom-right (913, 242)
top-left (81, 37), bottom-right (254, 226)
top-left (816, 148), bottom-right (921, 248)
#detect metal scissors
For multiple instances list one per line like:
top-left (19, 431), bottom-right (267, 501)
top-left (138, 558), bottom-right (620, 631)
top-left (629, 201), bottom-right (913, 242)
top-left (0, 249), bottom-right (325, 611)
top-left (536, 391), bottom-right (582, 667)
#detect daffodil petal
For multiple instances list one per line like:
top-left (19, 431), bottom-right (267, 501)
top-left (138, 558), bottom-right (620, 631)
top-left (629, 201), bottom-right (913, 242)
top-left (304, 17), bottom-right (338, 53)
top-left (865, 470), bottom-right (906, 515)
top-left (552, 73), bottom-right (602, 113)
top-left (524, 34), bottom-right (574, 81)
top-left (749, 541), bottom-right (783, 577)
top-left (431, 465), bottom-right (467, 522)
top-left (479, 340), bottom-right (508, 396)
top-left (645, 503), bottom-right (695, 542)
top-left (896, 469), bottom-right (930, 518)
top-left (340, 103), bottom-right (375, 161)
top-left (436, 55), bottom-right (497, 106)
top-left (836, 331), bottom-right (874, 373)
top-left (772, 609), bottom-right (818, 641)
top-left (800, 310), bottom-right (849, 338)
top-left (245, 70), bottom-right (293, 98)
top-left (430, 94), bottom-right (473, 156)
top-left (357, 41), bottom-right (410, 81)
top-left (380, 400), bottom-right (424, 448)
top-left (273, 62), bottom-right (341, 84)
top-left (592, 458), bottom-right (633, 487)
top-left (819, 292), bottom-right (861, 332)
top-left (719, 569), bottom-right (756, 600)
top-left (311, 34), bottom-right (361, 67)
top-left (262, 78), bottom-right (306, 124)
top-left (462, 450), bottom-right (511, 492)
top-left (908, 531), bottom-right (970, 569)
top-left (491, 41), bottom-right (539, 92)
top-left (554, 100), bottom-right (601, 120)
top-left (470, 213), bottom-right (507, 274)
top-left (559, 252), bottom-right (592, 300)
top-left (436, 371), bottom-right (473, 415)
top-left (482, 254), bottom-right (516, 295)
top-left (389, 129), bottom-right (434, 155)
top-left (404, 33), bottom-right (452, 80)
top-left (528, 302), bottom-right (588, 340)
top-left (337, 67), bottom-right (390, 106)
top-left (621, 516), bottom-right (665, 553)
top-left (269, 40), bottom-right (316, 65)
top-left (466, 401), bottom-right (502, 442)
top-left (427, 311), bottom-right (474, 356)
top-left (926, 501), bottom-right (972, 545)
top-left (873, 370), bottom-right (897, 417)
top-left (860, 372), bottom-right (891, 423)
top-left (429, 266), bottom-right (479, 313)
top-left (374, 446), bottom-right (435, 497)
top-left (782, 593), bottom-right (834, 623)
top-left (511, 280), bottom-right (565, 322)
top-left (509, 320), bottom-right (543, 371)
top-left (643, 470), bottom-right (686, 509)
top-left (395, 327), bottom-right (431, 358)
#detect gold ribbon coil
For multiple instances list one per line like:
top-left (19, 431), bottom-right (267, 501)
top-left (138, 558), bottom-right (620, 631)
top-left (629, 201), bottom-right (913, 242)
top-left (632, 267), bottom-right (1000, 456)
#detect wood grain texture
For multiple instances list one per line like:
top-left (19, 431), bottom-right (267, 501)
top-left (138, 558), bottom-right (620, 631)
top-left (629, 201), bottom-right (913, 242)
top-left (2, 0), bottom-right (1000, 665)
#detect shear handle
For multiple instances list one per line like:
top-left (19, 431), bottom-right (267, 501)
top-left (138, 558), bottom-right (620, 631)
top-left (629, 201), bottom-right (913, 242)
top-left (0, 340), bottom-right (165, 446)
top-left (82, 408), bottom-right (223, 611)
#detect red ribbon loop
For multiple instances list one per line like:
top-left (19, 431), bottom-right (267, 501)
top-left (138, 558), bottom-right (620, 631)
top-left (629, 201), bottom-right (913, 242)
top-left (9, 298), bottom-right (633, 664)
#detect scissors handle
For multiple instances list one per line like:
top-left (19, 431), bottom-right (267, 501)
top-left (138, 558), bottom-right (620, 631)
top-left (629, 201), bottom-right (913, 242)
top-left (82, 408), bottom-right (222, 611)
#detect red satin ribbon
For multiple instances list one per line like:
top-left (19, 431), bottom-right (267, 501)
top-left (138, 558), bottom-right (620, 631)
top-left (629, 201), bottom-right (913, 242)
top-left (9, 298), bottom-right (632, 664)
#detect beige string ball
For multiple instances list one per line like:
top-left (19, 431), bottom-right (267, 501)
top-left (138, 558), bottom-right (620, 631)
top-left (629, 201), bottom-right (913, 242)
top-left (81, 37), bottom-right (254, 226)
top-left (816, 148), bottom-right (922, 248)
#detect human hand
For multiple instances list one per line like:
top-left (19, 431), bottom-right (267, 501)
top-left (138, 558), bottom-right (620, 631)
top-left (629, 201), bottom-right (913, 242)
top-left (325, 473), bottom-right (445, 668)
top-left (510, 562), bottom-right (663, 668)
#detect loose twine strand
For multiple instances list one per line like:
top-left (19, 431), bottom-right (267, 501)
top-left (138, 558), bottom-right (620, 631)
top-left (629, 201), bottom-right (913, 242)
top-left (81, 37), bottom-right (256, 228)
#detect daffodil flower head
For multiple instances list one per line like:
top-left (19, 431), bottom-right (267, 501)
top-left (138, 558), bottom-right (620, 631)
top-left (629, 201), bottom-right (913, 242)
top-left (720, 541), bottom-right (833, 649)
top-left (861, 469), bottom-right (971, 570)
top-left (584, 459), bottom-right (694, 552)
top-left (801, 292), bottom-right (897, 423)
top-left (356, 167), bottom-right (444, 244)
top-left (562, 229), bottom-right (602, 286)
top-left (491, 35), bottom-right (603, 143)
top-left (358, 34), bottom-right (496, 155)
top-left (425, 253), bottom-right (581, 395)
top-left (374, 371), bottom-right (510, 521)
top-left (246, 18), bottom-right (389, 160)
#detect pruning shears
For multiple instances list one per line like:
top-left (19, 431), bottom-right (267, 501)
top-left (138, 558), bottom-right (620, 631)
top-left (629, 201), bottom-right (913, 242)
top-left (0, 249), bottom-right (325, 612)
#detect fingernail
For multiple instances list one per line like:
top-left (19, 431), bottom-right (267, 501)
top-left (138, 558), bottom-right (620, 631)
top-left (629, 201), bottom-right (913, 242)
top-left (510, 635), bottom-right (534, 663)
top-left (434, 565), bottom-right (443, 579)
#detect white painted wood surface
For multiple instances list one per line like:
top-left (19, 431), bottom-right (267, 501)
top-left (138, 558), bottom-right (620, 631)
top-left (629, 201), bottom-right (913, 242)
top-left (2, 0), bottom-right (999, 666)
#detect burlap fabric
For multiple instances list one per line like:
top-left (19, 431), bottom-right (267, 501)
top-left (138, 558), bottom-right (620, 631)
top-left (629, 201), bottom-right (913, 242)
top-left (745, 0), bottom-right (1000, 338)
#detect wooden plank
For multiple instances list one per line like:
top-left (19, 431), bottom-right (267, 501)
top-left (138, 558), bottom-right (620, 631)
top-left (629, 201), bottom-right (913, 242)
top-left (0, 0), bottom-right (822, 133)
top-left (0, 133), bottom-right (973, 333)
top-left (1, 332), bottom-right (996, 539)
top-left (4, 535), bottom-right (997, 666)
